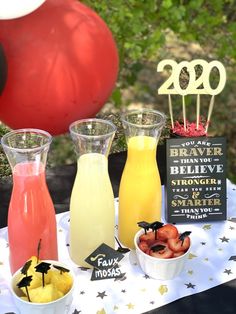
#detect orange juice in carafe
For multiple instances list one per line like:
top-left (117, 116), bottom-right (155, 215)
top-left (118, 109), bottom-right (166, 249)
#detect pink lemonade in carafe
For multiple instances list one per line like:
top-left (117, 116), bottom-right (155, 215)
top-left (8, 162), bottom-right (58, 273)
top-left (1, 128), bottom-right (58, 274)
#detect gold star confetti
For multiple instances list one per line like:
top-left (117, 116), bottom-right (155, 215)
top-left (218, 248), bottom-right (223, 251)
top-left (59, 229), bottom-right (63, 232)
top-left (203, 224), bottom-right (211, 230)
top-left (188, 270), bottom-right (193, 275)
top-left (126, 303), bottom-right (135, 309)
top-left (113, 305), bottom-right (119, 311)
top-left (96, 309), bottom-right (106, 314)
top-left (204, 258), bottom-right (209, 261)
top-left (158, 285), bottom-right (168, 295)
top-left (0, 261), bottom-right (3, 265)
top-left (140, 288), bottom-right (146, 292)
top-left (188, 253), bottom-right (197, 259)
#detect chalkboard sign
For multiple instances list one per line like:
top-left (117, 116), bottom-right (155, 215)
top-left (165, 137), bottom-right (226, 223)
top-left (85, 243), bottom-right (125, 281)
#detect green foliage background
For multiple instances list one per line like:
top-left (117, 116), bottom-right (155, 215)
top-left (0, 0), bottom-right (236, 182)
top-left (83, 0), bottom-right (236, 106)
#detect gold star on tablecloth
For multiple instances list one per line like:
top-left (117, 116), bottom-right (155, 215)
top-left (158, 285), bottom-right (168, 295)
top-left (126, 303), bottom-right (135, 309)
top-left (203, 224), bottom-right (211, 230)
top-left (188, 253), bottom-right (197, 259)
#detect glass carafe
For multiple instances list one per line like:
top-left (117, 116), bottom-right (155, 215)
top-left (118, 109), bottom-right (166, 248)
top-left (69, 118), bottom-right (116, 267)
top-left (1, 129), bottom-right (58, 274)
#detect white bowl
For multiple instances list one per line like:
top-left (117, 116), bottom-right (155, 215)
top-left (10, 260), bottom-right (74, 314)
top-left (134, 229), bottom-right (191, 280)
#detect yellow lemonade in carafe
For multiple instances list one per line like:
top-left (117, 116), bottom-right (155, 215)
top-left (70, 153), bottom-right (115, 267)
top-left (118, 136), bottom-right (162, 248)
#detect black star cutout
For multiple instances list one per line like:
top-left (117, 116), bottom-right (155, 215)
top-left (219, 236), bottom-right (229, 243)
top-left (121, 289), bottom-right (126, 293)
top-left (150, 301), bottom-right (155, 305)
top-left (201, 242), bottom-right (206, 245)
top-left (224, 269), bottom-right (233, 275)
top-left (229, 226), bottom-right (235, 230)
top-left (185, 282), bottom-right (195, 289)
top-left (97, 291), bottom-right (107, 299)
top-left (72, 310), bottom-right (81, 314)
top-left (144, 274), bottom-right (150, 279)
top-left (80, 291), bottom-right (85, 295)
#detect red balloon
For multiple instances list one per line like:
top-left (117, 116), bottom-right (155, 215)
top-left (0, 0), bottom-right (118, 135)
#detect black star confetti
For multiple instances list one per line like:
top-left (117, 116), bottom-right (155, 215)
top-left (224, 269), bottom-right (233, 275)
top-left (229, 256), bottom-right (236, 261)
top-left (150, 301), bottom-right (155, 305)
top-left (144, 274), bottom-right (150, 279)
top-left (201, 242), bottom-right (206, 245)
top-left (219, 236), bottom-right (229, 242)
top-left (72, 310), bottom-right (81, 314)
top-left (229, 226), bottom-right (235, 230)
top-left (185, 282), bottom-right (195, 289)
top-left (96, 291), bottom-right (107, 299)
top-left (121, 289), bottom-right (126, 293)
top-left (80, 291), bottom-right (85, 295)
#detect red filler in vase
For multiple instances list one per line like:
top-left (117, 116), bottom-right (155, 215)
top-left (1, 129), bottom-right (58, 274)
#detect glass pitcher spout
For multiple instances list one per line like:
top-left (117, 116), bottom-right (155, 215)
top-left (69, 118), bottom-right (116, 157)
top-left (1, 128), bottom-right (52, 174)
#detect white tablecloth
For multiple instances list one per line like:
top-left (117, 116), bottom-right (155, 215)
top-left (0, 180), bottom-right (236, 314)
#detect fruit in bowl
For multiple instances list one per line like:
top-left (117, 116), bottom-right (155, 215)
top-left (134, 222), bottom-right (191, 280)
top-left (10, 256), bottom-right (74, 314)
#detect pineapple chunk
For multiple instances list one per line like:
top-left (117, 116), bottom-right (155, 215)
top-left (50, 270), bottom-right (73, 295)
top-left (29, 284), bottom-right (63, 303)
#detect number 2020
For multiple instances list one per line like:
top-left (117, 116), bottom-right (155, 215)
top-left (157, 59), bottom-right (226, 96)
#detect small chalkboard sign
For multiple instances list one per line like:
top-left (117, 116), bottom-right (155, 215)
top-left (85, 243), bottom-right (125, 281)
top-left (165, 137), bottom-right (226, 223)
